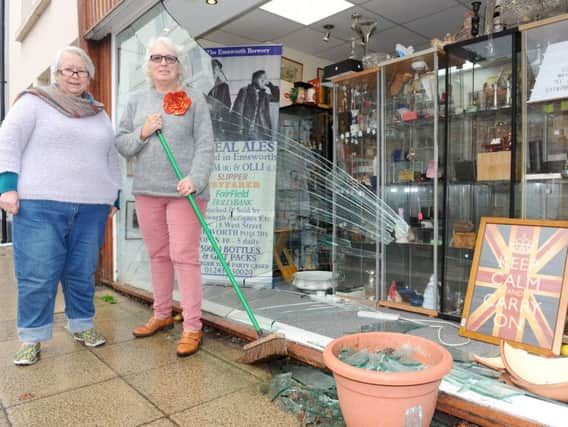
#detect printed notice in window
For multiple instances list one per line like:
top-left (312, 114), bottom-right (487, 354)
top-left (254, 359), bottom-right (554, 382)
top-left (529, 41), bottom-right (568, 103)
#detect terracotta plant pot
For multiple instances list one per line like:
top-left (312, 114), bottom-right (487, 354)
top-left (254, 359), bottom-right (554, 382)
top-left (323, 332), bottom-right (453, 427)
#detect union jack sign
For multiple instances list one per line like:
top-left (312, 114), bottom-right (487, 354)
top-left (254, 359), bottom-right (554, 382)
top-left (460, 218), bottom-right (568, 355)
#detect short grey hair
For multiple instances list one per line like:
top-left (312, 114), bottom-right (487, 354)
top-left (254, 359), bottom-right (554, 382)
top-left (143, 36), bottom-right (187, 87)
top-left (51, 46), bottom-right (95, 79)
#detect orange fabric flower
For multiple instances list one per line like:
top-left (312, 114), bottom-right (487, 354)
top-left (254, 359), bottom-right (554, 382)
top-left (163, 91), bottom-right (191, 115)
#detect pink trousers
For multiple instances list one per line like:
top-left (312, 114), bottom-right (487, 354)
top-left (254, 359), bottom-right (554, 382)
top-left (135, 195), bottom-right (207, 332)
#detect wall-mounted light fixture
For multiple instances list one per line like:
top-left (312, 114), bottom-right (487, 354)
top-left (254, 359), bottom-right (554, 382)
top-left (323, 24), bottom-right (334, 42)
top-left (206, 0), bottom-right (218, 5)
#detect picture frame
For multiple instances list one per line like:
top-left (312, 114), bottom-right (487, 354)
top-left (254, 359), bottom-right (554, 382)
top-left (280, 57), bottom-right (303, 83)
top-left (316, 67), bottom-right (332, 106)
top-left (460, 217), bottom-right (568, 356)
top-left (125, 201), bottom-right (142, 240)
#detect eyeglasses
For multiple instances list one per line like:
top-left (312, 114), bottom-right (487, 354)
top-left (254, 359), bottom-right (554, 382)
top-left (149, 54), bottom-right (178, 65)
top-left (58, 68), bottom-right (89, 78)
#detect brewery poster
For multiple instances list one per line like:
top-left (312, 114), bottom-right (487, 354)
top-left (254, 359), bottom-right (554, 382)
top-left (201, 45), bottom-right (282, 287)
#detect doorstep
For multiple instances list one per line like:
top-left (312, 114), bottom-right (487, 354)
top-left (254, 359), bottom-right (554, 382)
top-left (104, 280), bottom-right (568, 427)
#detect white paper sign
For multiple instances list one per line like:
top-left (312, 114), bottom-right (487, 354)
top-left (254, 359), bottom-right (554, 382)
top-left (529, 41), bottom-right (568, 103)
top-left (201, 140), bottom-right (276, 287)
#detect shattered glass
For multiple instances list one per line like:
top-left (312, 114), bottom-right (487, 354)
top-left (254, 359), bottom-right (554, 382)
top-left (265, 360), bottom-right (473, 426)
top-left (264, 370), bottom-right (345, 426)
top-left (338, 346), bottom-right (425, 372)
top-left (445, 364), bottom-right (523, 400)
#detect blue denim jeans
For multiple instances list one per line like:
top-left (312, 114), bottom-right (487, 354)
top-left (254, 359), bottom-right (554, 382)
top-left (13, 200), bottom-right (109, 342)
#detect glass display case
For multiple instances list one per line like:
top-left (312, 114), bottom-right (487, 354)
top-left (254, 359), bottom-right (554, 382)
top-left (332, 68), bottom-right (379, 293)
top-left (442, 30), bottom-right (520, 317)
top-left (331, 50), bottom-right (444, 310)
top-left (380, 48), bottom-right (443, 313)
top-left (520, 15), bottom-right (568, 221)
top-left (279, 104), bottom-right (332, 161)
top-left (274, 104), bottom-right (333, 277)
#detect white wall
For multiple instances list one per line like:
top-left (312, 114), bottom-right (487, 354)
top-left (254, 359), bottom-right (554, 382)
top-left (7, 0), bottom-right (78, 104)
top-left (281, 46), bottom-right (331, 82)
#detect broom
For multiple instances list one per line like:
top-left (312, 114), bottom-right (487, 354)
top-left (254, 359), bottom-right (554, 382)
top-left (156, 130), bottom-right (287, 363)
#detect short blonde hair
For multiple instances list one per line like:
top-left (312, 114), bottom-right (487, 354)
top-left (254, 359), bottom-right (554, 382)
top-left (143, 37), bottom-right (187, 87)
top-left (51, 46), bottom-right (95, 79)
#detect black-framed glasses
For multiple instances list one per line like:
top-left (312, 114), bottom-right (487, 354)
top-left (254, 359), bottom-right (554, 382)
top-left (58, 68), bottom-right (89, 78)
top-left (149, 54), bottom-right (178, 65)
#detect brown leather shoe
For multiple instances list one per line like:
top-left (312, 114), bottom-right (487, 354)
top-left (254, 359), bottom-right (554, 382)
top-left (176, 330), bottom-right (203, 357)
top-left (132, 316), bottom-right (174, 338)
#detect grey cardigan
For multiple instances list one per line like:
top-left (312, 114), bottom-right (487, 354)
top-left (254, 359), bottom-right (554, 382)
top-left (115, 88), bottom-right (215, 200)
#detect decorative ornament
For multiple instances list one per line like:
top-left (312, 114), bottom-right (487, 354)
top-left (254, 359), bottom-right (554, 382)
top-left (406, 147), bottom-right (417, 161)
top-left (163, 91), bottom-right (191, 115)
top-left (388, 280), bottom-right (403, 303)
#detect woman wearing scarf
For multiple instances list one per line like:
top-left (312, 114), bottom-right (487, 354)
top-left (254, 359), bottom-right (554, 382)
top-left (115, 37), bottom-right (214, 357)
top-left (0, 46), bottom-right (121, 365)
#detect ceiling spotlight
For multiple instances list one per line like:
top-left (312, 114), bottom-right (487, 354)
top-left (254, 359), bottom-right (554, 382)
top-left (323, 24), bottom-right (334, 42)
top-left (206, 0), bottom-right (218, 5)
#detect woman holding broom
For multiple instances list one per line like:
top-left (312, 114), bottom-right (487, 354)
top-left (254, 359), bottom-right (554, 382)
top-left (115, 36), bottom-right (214, 357)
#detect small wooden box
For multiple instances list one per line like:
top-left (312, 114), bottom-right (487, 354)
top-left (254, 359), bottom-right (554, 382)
top-left (477, 151), bottom-right (511, 181)
top-left (452, 231), bottom-right (476, 249)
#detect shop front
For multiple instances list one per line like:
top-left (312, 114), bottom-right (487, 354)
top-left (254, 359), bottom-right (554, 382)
top-left (80, 1), bottom-right (568, 425)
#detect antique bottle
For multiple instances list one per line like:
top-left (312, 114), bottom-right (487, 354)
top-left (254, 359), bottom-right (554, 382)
top-left (471, 1), bottom-right (482, 37)
top-left (493, 0), bottom-right (504, 33)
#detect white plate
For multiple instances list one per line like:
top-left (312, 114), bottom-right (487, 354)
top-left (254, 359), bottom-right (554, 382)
top-left (293, 271), bottom-right (338, 291)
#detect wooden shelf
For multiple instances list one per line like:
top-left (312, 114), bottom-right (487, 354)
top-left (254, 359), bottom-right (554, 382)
top-left (378, 300), bottom-right (438, 317)
top-left (331, 66), bottom-right (380, 83)
top-left (280, 103), bottom-right (331, 113)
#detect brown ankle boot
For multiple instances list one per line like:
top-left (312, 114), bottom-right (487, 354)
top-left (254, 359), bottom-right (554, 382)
top-left (132, 316), bottom-right (174, 338)
top-left (176, 330), bottom-right (203, 357)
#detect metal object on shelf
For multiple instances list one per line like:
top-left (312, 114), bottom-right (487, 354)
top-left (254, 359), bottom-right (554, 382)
top-left (561, 161), bottom-right (568, 178)
top-left (362, 52), bottom-right (389, 69)
top-left (350, 12), bottom-right (377, 59)
top-left (322, 58), bottom-right (363, 80)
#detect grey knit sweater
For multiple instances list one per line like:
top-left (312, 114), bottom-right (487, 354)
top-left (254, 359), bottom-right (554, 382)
top-left (0, 94), bottom-right (121, 205)
top-left (115, 88), bottom-right (215, 200)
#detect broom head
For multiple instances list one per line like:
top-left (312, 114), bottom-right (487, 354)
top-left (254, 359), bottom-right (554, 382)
top-left (238, 332), bottom-right (287, 364)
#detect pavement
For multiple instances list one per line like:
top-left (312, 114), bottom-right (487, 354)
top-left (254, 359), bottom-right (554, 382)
top-left (0, 246), bottom-right (299, 427)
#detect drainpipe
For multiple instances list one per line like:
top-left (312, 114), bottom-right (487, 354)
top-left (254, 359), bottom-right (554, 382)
top-left (1, 0), bottom-right (6, 243)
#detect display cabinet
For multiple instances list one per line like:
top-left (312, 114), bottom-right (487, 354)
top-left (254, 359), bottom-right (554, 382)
top-left (520, 15), bottom-right (568, 221)
top-left (332, 68), bottom-right (380, 292)
top-left (274, 104), bottom-right (333, 278)
top-left (442, 30), bottom-right (520, 317)
top-left (331, 50), bottom-right (444, 310)
top-left (279, 104), bottom-right (333, 161)
top-left (379, 48), bottom-right (443, 314)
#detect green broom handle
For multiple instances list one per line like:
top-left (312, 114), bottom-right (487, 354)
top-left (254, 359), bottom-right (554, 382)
top-left (156, 130), bottom-right (263, 336)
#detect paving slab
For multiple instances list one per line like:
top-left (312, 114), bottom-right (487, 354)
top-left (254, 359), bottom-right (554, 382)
top-left (171, 385), bottom-right (300, 427)
top-left (6, 378), bottom-right (162, 427)
top-left (141, 417), bottom-right (178, 427)
top-left (125, 351), bottom-right (259, 415)
top-left (92, 332), bottom-right (181, 376)
top-left (0, 350), bottom-right (116, 408)
top-left (0, 331), bottom-right (82, 368)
